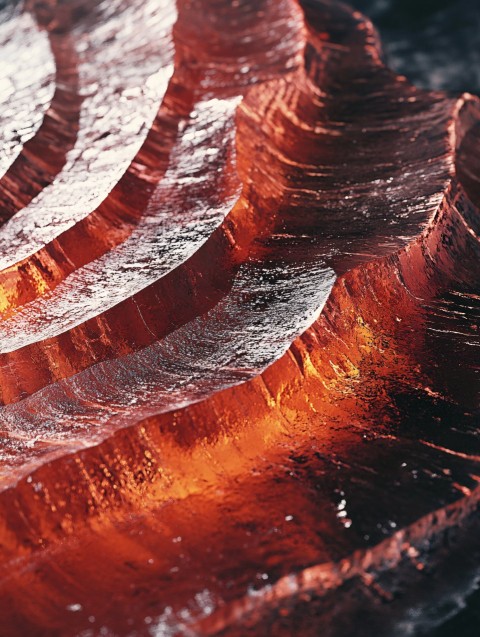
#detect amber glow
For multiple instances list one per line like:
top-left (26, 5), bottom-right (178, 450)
top-left (0, 0), bottom-right (479, 635)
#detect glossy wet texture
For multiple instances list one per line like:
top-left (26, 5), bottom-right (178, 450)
top-left (0, 1), bottom-right (479, 636)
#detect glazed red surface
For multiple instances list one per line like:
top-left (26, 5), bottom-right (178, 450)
top-left (0, 1), bottom-right (479, 635)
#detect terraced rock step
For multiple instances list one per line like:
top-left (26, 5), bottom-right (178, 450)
top-left (0, 1), bottom-right (478, 636)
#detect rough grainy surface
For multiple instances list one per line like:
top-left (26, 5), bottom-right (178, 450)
top-left (0, 8), bottom-right (54, 177)
top-left (0, 0), bottom-right (175, 267)
top-left (0, 1), bottom-right (478, 636)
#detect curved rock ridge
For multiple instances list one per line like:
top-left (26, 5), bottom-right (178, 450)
top-left (0, 4), bottom-right (82, 225)
top-left (0, 0), bottom-right (176, 267)
top-left (0, 1), bottom-right (479, 636)
top-left (0, 0), bottom-right (305, 320)
top-left (0, 0), bottom-right (462, 405)
top-left (0, 7), bottom-right (55, 180)
top-left (0, 0), bottom-right (467, 473)
top-left (0, 96), bottom-right (243, 350)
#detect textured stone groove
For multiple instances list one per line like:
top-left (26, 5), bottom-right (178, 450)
top-left (0, 1), bottom-right (478, 636)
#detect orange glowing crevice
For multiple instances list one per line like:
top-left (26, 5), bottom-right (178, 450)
top-left (0, 0), bottom-right (479, 635)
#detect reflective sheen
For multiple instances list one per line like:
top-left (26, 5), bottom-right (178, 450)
top-left (0, 1), bottom-right (478, 636)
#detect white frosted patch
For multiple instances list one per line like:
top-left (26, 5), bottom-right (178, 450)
top-left (0, 97), bottom-right (241, 352)
top-left (0, 11), bottom-right (55, 178)
top-left (0, 256), bottom-right (335, 449)
top-left (0, 0), bottom-right (176, 267)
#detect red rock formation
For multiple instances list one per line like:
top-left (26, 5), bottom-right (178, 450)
top-left (0, 0), bottom-right (478, 635)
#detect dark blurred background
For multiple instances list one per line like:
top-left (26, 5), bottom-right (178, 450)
top-left (343, 0), bottom-right (480, 94)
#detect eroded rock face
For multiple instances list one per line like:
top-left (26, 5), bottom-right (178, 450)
top-left (0, 1), bottom-right (479, 635)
